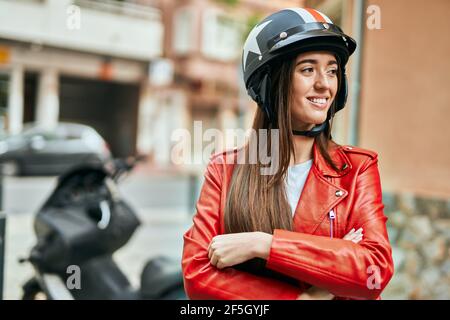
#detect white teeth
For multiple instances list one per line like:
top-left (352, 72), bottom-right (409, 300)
top-left (309, 98), bottom-right (327, 104)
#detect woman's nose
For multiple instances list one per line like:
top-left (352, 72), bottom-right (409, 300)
top-left (314, 72), bottom-right (331, 90)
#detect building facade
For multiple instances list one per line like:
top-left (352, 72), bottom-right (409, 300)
top-left (0, 0), bottom-right (163, 157)
top-left (140, 0), bottom-right (304, 168)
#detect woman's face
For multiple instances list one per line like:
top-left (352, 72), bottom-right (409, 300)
top-left (290, 51), bottom-right (339, 131)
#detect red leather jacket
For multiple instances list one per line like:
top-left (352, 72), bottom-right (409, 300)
top-left (182, 142), bottom-right (394, 300)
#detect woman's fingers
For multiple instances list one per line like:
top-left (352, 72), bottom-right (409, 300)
top-left (343, 229), bottom-right (353, 240)
top-left (344, 228), bottom-right (358, 237)
top-left (208, 242), bottom-right (214, 260)
top-left (347, 233), bottom-right (362, 243)
top-left (353, 232), bottom-right (363, 243)
top-left (351, 236), bottom-right (363, 244)
top-left (345, 228), bottom-right (363, 236)
top-left (210, 252), bottom-right (219, 267)
top-left (344, 228), bottom-right (358, 240)
top-left (208, 238), bottom-right (218, 260)
top-left (343, 227), bottom-right (364, 243)
top-left (345, 228), bottom-right (362, 237)
top-left (208, 247), bottom-right (212, 260)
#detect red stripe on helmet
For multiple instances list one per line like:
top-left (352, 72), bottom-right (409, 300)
top-left (305, 8), bottom-right (326, 23)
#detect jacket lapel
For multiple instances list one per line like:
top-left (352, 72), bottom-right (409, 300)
top-left (292, 142), bottom-right (351, 234)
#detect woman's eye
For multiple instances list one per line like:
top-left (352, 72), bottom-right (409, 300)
top-left (302, 68), bottom-right (314, 73)
top-left (328, 69), bottom-right (338, 75)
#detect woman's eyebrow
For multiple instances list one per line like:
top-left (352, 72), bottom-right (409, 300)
top-left (296, 59), bottom-right (338, 66)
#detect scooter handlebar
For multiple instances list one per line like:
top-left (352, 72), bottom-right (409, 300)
top-left (107, 155), bottom-right (148, 180)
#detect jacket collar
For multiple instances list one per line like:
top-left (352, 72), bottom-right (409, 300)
top-left (292, 141), bottom-right (351, 234)
top-left (312, 141), bottom-right (352, 178)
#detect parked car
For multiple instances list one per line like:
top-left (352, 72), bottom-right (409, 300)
top-left (0, 122), bottom-right (112, 176)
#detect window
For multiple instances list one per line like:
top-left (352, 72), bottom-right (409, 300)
top-left (173, 7), bottom-right (196, 55)
top-left (202, 10), bottom-right (244, 61)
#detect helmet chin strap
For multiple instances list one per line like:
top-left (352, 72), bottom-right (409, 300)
top-left (292, 121), bottom-right (328, 137)
top-left (292, 104), bottom-right (335, 137)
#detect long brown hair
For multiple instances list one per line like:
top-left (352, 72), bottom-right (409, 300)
top-left (224, 54), bottom-right (342, 235)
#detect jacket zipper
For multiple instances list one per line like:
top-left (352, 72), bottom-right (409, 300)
top-left (329, 210), bottom-right (336, 239)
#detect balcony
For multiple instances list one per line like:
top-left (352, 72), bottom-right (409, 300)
top-left (0, 0), bottom-right (163, 61)
top-left (74, 0), bottom-right (160, 20)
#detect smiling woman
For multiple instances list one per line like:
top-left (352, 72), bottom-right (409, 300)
top-left (291, 52), bottom-right (339, 131)
top-left (182, 7), bottom-right (394, 300)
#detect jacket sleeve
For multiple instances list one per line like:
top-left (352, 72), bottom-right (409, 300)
top-left (182, 158), bottom-right (302, 300)
top-left (265, 156), bottom-right (394, 300)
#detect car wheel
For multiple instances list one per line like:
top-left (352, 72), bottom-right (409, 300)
top-left (1, 161), bottom-right (20, 176)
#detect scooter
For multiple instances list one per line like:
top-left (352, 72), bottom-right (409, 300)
top-left (20, 156), bottom-right (186, 300)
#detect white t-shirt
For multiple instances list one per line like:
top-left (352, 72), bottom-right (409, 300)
top-left (285, 159), bottom-right (313, 216)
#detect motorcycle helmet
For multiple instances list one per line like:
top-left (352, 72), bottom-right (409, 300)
top-left (242, 8), bottom-right (357, 137)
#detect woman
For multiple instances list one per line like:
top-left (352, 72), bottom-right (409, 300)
top-left (182, 8), bottom-right (394, 300)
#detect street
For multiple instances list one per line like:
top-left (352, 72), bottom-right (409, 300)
top-left (1, 172), bottom-right (197, 299)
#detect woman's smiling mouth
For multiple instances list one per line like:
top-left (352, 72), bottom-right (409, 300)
top-left (307, 97), bottom-right (329, 109)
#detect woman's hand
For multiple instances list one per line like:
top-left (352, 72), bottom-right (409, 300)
top-left (297, 227), bottom-right (364, 300)
top-left (343, 227), bottom-right (363, 243)
top-left (208, 232), bottom-right (272, 269)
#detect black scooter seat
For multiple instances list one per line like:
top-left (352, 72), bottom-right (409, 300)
top-left (140, 256), bottom-right (184, 299)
